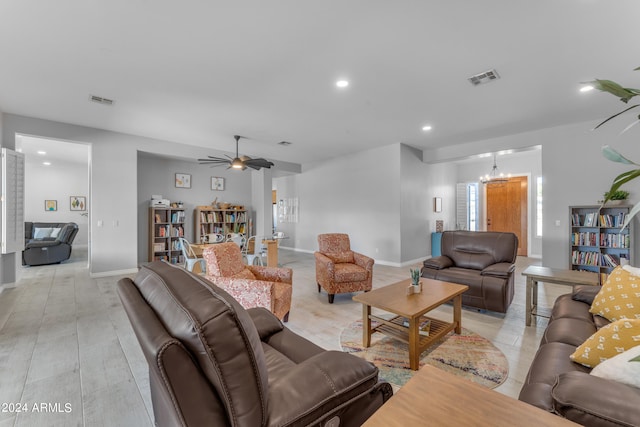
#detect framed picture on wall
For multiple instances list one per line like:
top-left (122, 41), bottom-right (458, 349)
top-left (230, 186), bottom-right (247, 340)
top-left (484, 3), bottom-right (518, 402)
top-left (45, 200), bottom-right (57, 211)
top-left (175, 173), bottom-right (191, 188)
top-left (70, 196), bottom-right (86, 211)
top-left (211, 177), bottom-right (225, 191)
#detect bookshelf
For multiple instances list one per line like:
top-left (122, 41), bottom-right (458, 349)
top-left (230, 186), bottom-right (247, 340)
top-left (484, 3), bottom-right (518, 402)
top-left (194, 206), bottom-right (248, 243)
top-left (570, 204), bottom-right (634, 284)
top-left (149, 207), bottom-right (186, 264)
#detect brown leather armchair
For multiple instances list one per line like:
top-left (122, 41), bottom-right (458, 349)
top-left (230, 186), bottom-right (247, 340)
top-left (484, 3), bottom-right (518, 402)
top-left (421, 230), bottom-right (517, 313)
top-left (117, 261), bottom-right (392, 427)
top-left (203, 242), bottom-right (292, 321)
top-left (315, 233), bottom-right (374, 303)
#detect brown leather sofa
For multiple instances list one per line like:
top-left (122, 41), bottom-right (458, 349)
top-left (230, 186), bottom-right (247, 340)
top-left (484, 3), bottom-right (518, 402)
top-left (519, 286), bottom-right (640, 426)
top-left (117, 261), bottom-right (392, 427)
top-left (420, 230), bottom-right (517, 313)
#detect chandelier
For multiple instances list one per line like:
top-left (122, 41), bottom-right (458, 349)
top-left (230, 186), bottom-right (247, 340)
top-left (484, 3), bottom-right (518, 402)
top-left (480, 154), bottom-right (510, 184)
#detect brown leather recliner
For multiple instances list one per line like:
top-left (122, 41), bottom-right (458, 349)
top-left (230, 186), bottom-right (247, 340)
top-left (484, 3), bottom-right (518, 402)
top-left (421, 230), bottom-right (517, 313)
top-left (117, 261), bottom-right (392, 427)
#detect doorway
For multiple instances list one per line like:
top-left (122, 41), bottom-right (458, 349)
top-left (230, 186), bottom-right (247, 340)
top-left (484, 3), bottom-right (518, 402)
top-left (486, 176), bottom-right (528, 256)
top-left (18, 135), bottom-right (91, 265)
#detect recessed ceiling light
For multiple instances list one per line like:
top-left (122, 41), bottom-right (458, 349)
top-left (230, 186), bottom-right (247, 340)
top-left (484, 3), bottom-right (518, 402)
top-left (43, 161), bottom-right (51, 166)
top-left (422, 125), bottom-right (432, 131)
top-left (336, 80), bottom-right (349, 88)
top-left (37, 150), bottom-right (46, 155)
top-left (580, 85), bottom-right (595, 92)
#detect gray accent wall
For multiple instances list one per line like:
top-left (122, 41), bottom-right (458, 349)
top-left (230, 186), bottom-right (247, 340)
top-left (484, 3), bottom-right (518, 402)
top-left (137, 152), bottom-right (253, 263)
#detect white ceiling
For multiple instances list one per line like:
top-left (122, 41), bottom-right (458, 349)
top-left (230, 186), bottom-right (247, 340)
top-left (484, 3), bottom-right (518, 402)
top-left (0, 1), bottom-right (637, 166)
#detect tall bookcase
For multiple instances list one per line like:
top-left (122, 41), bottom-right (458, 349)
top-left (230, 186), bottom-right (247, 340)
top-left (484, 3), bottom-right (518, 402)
top-left (194, 206), bottom-right (248, 243)
top-left (149, 207), bottom-right (186, 264)
top-left (570, 204), bottom-right (634, 284)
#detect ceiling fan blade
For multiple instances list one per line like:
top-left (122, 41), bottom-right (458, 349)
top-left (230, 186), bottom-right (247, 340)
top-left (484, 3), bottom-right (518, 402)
top-left (244, 158), bottom-right (274, 169)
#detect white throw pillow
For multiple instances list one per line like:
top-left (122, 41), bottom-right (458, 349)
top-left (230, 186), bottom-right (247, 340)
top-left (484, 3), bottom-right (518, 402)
top-left (50, 227), bottom-right (62, 238)
top-left (590, 345), bottom-right (640, 389)
top-left (33, 227), bottom-right (54, 239)
top-left (622, 264), bottom-right (640, 277)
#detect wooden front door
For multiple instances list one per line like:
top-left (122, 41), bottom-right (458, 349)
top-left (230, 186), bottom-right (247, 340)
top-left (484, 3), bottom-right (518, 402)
top-left (486, 176), bottom-right (528, 256)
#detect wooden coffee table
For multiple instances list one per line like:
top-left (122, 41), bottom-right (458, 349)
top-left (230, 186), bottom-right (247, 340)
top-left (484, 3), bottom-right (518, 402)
top-left (362, 365), bottom-right (579, 426)
top-left (353, 279), bottom-right (468, 370)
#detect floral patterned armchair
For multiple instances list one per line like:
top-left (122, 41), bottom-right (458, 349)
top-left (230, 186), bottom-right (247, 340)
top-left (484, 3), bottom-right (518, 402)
top-left (203, 242), bottom-right (293, 322)
top-left (314, 233), bottom-right (374, 303)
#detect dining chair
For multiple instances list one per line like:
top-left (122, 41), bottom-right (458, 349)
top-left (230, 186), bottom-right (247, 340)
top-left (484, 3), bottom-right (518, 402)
top-left (178, 237), bottom-right (206, 273)
top-left (242, 235), bottom-right (267, 266)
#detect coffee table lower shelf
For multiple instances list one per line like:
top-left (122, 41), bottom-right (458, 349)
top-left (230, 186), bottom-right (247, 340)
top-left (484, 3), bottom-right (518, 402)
top-left (370, 315), bottom-right (454, 355)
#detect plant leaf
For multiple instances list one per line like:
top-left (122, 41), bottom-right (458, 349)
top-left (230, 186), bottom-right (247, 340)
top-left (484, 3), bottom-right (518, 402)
top-left (591, 79), bottom-right (638, 103)
top-left (593, 104), bottom-right (640, 129)
top-left (621, 201), bottom-right (640, 230)
top-left (602, 145), bottom-right (638, 165)
top-left (630, 355), bottom-right (640, 362)
top-left (603, 169), bottom-right (640, 205)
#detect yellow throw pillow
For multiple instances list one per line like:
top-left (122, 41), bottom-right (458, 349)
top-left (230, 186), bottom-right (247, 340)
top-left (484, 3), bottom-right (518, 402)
top-left (589, 266), bottom-right (640, 322)
top-left (570, 318), bottom-right (640, 368)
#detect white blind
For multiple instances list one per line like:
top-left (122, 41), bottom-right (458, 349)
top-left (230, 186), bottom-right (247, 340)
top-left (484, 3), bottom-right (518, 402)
top-left (456, 183), bottom-right (468, 230)
top-left (2, 148), bottom-right (25, 254)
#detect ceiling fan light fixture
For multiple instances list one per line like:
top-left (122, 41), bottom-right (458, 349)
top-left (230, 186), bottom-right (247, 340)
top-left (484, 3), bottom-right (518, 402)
top-left (231, 158), bottom-right (244, 169)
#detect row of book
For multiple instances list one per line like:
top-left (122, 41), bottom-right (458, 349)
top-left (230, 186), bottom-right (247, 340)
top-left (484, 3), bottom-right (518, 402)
top-left (155, 225), bottom-right (184, 238)
top-left (153, 255), bottom-right (185, 264)
top-left (571, 232), bottom-right (630, 248)
top-left (199, 211), bottom-right (247, 223)
top-left (571, 212), bottom-right (629, 228)
top-left (171, 211), bottom-right (185, 223)
top-left (571, 250), bottom-right (624, 267)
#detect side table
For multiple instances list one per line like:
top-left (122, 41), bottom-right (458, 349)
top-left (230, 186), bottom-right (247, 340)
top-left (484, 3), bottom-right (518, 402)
top-left (522, 265), bottom-right (599, 326)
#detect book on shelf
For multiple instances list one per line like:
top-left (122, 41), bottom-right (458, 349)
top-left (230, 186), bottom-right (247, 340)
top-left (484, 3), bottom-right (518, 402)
top-left (401, 318), bottom-right (431, 336)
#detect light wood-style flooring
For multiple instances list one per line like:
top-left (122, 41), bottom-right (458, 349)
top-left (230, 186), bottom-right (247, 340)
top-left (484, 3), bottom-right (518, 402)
top-left (0, 249), bottom-right (565, 426)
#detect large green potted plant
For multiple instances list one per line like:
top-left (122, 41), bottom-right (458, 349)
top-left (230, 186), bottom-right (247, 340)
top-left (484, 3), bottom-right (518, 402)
top-left (588, 68), bottom-right (640, 228)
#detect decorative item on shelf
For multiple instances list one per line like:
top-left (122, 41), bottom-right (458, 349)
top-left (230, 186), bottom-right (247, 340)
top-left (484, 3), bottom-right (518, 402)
top-left (602, 190), bottom-right (629, 206)
top-left (435, 220), bottom-right (444, 233)
top-left (407, 268), bottom-right (423, 295)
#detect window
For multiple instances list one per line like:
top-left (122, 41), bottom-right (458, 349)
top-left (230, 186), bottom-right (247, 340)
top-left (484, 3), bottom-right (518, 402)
top-left (536, 176), bottom-right (543, 237)
top-left (457, 182), bottom-right (478, 231)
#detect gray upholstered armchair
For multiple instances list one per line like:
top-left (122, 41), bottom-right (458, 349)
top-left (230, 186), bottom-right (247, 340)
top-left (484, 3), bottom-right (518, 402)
top-left (22, 222), bottom-right (78, 266)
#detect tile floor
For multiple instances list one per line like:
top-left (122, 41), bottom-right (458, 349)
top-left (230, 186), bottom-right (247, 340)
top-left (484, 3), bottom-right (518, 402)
top-left (0, 248), bottom-right (566, 426)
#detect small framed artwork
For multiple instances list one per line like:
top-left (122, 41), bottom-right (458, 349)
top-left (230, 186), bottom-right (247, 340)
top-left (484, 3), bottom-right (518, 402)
top-left (175, 173), bottom-right (191, 189)
top-left (70, 196), bottom-right (86, 211)
top-left (45, 200), bottom-right (57, 211)
top-left (211, 177), bottom-right (225, 191)
top-left (434, 197), bottom-right (442, 213)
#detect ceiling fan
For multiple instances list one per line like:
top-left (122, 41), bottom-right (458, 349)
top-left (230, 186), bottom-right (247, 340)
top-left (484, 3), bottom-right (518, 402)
top-left (198, 135), bottom-right (274, 170)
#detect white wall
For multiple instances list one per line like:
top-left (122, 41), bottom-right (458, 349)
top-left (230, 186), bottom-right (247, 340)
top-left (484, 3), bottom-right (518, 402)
top-left (25, 157), bottom-right (89, 247)
top-left (426, 121), bottom-right (640, 268)
top-left (275, 143), bottom-right (403, 264)
top-left (455, 150), bottom-right (543, 256)
top-left (137, 152), bottom-right (253, 262)
top-left (2, 114), bottom-right (297, 276)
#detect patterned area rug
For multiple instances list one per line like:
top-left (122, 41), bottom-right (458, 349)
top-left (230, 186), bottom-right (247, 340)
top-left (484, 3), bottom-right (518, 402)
top-left (340, 319), bottom-right (509, 389)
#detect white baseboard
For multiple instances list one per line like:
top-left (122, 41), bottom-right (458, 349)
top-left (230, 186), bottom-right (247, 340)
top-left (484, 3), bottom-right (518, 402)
top-left (89, 268), bottom-right (139, 278)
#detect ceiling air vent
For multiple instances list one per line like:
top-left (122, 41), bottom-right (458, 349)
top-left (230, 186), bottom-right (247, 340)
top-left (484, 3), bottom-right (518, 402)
top-left (278, 141), bottom-right (292, 146)
top-left (468, 69), bottom-right (500, 86)
top-left (89, 94), bottom-right (114, 105)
